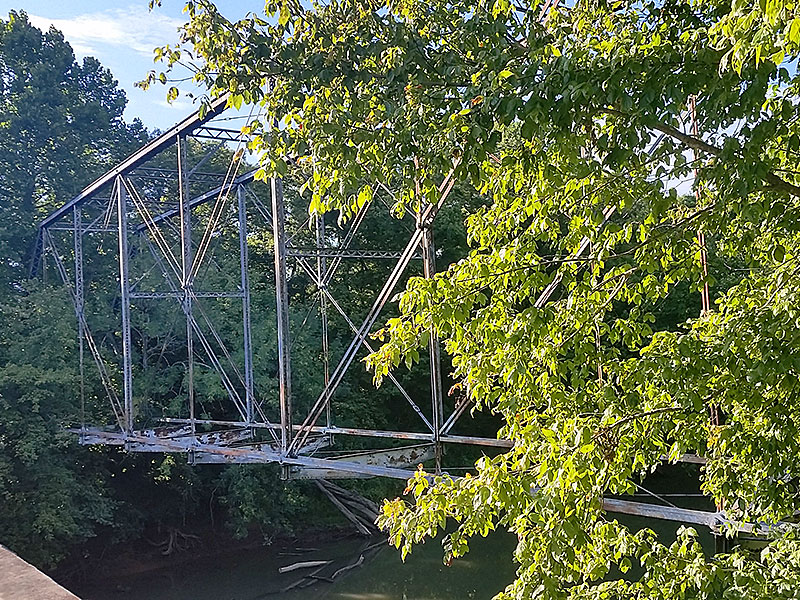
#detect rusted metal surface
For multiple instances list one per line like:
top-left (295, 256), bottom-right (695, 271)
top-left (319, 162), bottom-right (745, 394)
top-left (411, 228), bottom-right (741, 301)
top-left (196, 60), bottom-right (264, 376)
top-left (600, 498), bottom-right (783, 535)
top-left (78, 430), bottom-right (419, 479)
top-left (440, 434), bottom-right (513, 448)
top-left (292, 444), bottom-right (436, 479)
top-left (601, 498), bottom-right (721, 528)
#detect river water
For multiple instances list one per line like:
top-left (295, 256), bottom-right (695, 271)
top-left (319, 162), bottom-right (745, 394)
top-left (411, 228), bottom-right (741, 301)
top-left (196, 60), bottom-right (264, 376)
top-left (72, 466), bottom-right (714, 599)
top-left (74, 509), bottom-right (714, 600)
top-left (74, 531), bottom-right (520, 600)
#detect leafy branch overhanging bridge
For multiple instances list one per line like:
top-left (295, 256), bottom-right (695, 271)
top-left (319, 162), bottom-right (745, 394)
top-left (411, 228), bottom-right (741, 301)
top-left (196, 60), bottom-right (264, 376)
top-left (32, 98), bottom-right (745, 535)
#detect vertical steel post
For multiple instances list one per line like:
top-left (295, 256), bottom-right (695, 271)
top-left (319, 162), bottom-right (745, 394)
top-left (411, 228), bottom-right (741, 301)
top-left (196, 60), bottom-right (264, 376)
top-left (420, 215), bottom-right (444, 473)
top-left (237, 184), bottom-right (255, 425)
top-left (177, 135), bottom-right (195, 435)
top-left (690, 95), bottom-right (725, 552)
top-left (315, 213), bottom-right (332, 432)
top-left (272, 176), bottom-right (293, 464)
top-left (73, 206), bottom-right (85, 434)
top-left (116, 177), bottom-right (134, 435)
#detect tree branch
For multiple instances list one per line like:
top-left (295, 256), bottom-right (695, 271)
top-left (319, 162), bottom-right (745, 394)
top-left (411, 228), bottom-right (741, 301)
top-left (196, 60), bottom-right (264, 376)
top-left (602, 108), bottom-right (800, 197)
top-left (603, 406), bottom-right (685, 431)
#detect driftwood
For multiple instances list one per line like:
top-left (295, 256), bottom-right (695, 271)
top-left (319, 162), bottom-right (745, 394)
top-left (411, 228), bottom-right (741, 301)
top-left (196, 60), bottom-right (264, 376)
top-left (279, 564), bottom-right (329, 593)
top-left (262, 522), bottom-right (386, 598)
top-left (362, 539), bottom-right (388, 553)
top-left (322, 480), bottom-right (380, 514)
top-left (331, 553), bottom-right (365, 579)
top-left (315, 480), bottom-right (375, 535)
top-left (344, 502), bottom-right (379, 524)
top-left (281, 552), bottom-right (367, 593)
top-left (278, 560), bottom-right (331, 574)
top-left (320, 480), bottom-right (381, 523)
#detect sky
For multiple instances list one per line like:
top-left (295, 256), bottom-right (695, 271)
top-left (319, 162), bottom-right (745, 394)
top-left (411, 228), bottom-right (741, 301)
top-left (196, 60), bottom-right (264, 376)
top-left (0, 1), bottom-right (262, 130)
top-left (2, 2), bottom-right (696, 194)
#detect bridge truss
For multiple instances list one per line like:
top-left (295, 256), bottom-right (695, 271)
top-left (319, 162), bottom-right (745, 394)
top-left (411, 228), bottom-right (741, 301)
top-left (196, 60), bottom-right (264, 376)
top-left (31, 97), bottom-right (509, 481)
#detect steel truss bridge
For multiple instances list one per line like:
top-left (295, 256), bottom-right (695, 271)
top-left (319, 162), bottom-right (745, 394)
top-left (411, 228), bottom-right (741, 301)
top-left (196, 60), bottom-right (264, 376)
top-left (31, 97), bottom-right (758, 537)
top-left (31, 96), bottom-right (509, 481)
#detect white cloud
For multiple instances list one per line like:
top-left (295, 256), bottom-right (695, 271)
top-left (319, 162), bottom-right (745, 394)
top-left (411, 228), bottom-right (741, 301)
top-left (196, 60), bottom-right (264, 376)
top-left (28, 7), bottom-right (184, 59)
top-left (156, 98), bottom-right (196, 111)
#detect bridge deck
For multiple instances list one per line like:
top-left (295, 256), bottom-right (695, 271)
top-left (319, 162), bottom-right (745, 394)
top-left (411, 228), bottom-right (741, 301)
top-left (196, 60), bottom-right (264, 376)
top-left (0, 545), bottom-right (79, 600)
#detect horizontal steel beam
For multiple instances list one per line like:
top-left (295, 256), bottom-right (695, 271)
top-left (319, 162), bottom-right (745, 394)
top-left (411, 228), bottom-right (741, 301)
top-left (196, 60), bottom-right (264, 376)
top-left (78, 429), bottom-right (418, 479)
top-left (191, 126), bottom-right (245, 142)
top-left (599, 497), bottom-right (771, 535)
top-left (158, 417), bottom-right (513, 448)
top-left (130, 167), bottom-right (228, 186)
top-left (601, 498), bottom-right (719, 527)
top-left (292, 445), bottom-right (435, 479)
top-left (47, 226), bottom-right (117, 233)
top-left (287, 248), bottom-right (407, 260)
top-left (129, 291), bottom-right (245, 300)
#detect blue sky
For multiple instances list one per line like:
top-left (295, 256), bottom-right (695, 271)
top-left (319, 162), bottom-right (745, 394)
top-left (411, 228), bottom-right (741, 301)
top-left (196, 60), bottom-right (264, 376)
top-left (1, 1), bottom-right (262, 130)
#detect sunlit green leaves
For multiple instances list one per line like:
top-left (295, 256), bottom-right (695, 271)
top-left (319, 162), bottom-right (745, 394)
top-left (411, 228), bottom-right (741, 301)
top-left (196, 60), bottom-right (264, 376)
top-left (154, 0), bottom-right (800, 597)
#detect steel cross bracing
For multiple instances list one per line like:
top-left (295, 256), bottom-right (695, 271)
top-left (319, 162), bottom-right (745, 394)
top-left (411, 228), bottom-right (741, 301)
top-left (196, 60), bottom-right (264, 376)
top-left (33, 98), bottom-right (504, 481)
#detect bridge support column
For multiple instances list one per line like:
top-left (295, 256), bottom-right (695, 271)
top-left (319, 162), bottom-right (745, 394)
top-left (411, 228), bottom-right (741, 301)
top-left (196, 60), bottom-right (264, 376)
top-left (177, 134), bottom-right (196, 436)
top-left (420, 212), bottom-right (444, 473)
top-left (237, 184), bottom-right (255, 426)
top-left (73, 206), bottom-right (85, 436)
top-left (272, 175), bottom-right (293, 474)
top-left (315, 213), bottom-right (332, 434)
top-left (116, 176), bottom-right (134, 435)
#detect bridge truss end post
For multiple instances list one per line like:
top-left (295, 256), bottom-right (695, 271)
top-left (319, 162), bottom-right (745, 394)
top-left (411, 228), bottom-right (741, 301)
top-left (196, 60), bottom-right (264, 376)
top-left (419, 211), bottom-right (444, 474)
top-left (271, 174), bottom-right (293, 477)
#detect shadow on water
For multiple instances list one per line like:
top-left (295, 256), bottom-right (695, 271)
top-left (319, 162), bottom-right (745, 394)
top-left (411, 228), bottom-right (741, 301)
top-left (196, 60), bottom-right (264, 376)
top-left (73, 532), bottom-right (519, 600)
top-left (73, 467), bottom-right (718, 600)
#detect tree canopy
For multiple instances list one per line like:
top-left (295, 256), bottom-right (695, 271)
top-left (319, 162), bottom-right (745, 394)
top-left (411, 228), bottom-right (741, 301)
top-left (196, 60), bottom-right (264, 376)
top-left (0, 12), bottom-right (147, 287)
top-left (0, 11), bottom-right (152, 565)
top-left (150, 0), bottom-right (800, 597)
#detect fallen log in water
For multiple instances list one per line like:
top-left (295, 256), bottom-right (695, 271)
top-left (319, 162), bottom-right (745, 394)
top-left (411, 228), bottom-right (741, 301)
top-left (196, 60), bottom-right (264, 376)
top-left (331, 554), bottom-right (365, 579)
top-left (278, 560), bottom-right (331, 574)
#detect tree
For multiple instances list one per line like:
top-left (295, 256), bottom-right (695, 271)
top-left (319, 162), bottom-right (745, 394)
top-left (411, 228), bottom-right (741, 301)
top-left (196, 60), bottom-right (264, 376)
top-left (0, 11), bottom-right (149, 566)
top-left (151, 0), bottom-right (800, 596)
top-left (0, 11), bottom-right (147, 286)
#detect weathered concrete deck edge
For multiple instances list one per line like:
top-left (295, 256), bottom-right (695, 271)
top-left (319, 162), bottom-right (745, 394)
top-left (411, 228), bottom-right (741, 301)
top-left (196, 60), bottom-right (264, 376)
top-left (0, 545), bottom-right (80, 600)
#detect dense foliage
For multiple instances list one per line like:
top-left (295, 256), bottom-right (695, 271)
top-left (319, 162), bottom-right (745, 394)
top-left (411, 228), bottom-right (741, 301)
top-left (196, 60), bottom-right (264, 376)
top-left (149, 0), bottom-right (800, 597)
top-left (0, 11), bottom-right (151, 565)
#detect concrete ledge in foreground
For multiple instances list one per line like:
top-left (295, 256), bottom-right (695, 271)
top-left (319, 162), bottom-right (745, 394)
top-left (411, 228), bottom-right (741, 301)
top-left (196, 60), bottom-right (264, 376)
top-left (0, 545), bottom-right (79, 600)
